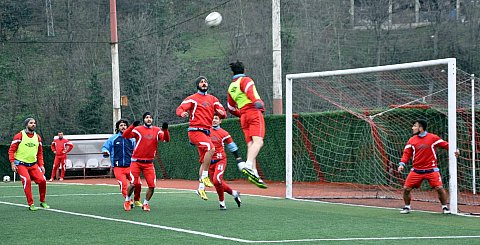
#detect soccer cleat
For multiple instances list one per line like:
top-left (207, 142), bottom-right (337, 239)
top-left (130, 200), bottom-right (134, 208)
top-left (142, 203), bottom-right (150, 212)
top-left (247, 176), bottom-right (268, 189)
top-left (40, 202), bottom-right (50, 209)
top-left (400, 207), bottom-right (410, 214)
top-left (241, 167), bottom-right (258, 180)
top-left (28, 204), bottom-right (39, 211)
top-left (201, 177), bottom-right (214, 187)
top-left (219, 204), bottom-right (227, 210)
top-left (123, 201), bottom-right (131, 211)
top-left (442, 207), bottom-right (451, 214)
top-left (59, 178), bottom-right (64, 181)
top-left (233, 192), bottom-right (242, 208)
top-left (195, 189), bottom-right (208, 201)
top-left (48, 179), bottom-right (53, 182)
top-left (134, 201), bottom-right (143, 207)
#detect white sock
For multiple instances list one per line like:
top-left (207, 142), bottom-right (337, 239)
top-left (232, 190), bottom-right (238, 197)
top-left (405, 205), bottom-right (411, 209)
top-left (442, 205), bottom-right (448, 209)
top-left (253, 169), bottom-right (259, 177)
top-left (125, 196), bottom-right (131, 202)
top-left (219, 200), bottom-right (225, 206)
top-left (201, 171), bottom-right (208, 178)
top-left (143, 199), bottom-right (149, 205)
top-left (245, 160), bottom-right (253, 169)
top-left (237, 161), bottom-right (246, 170)
top-left (198, 182), bottom-right (205, 190)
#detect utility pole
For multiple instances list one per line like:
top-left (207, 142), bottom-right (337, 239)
top-left (272, 0), bottom-right (283, 114)
top-left (110, 0), bottom-right (121, 132)
top-left (45, 0), bottom-right (55, 36)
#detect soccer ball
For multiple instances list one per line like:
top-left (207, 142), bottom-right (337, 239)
top-left (205, 12), bottom-right (222, 27)
top-left (3, 175), bottom-right (10, 182)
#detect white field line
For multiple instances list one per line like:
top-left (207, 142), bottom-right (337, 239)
top-left (0, 201), bottom-right (250, 243)
top-left (2, 182), bottom-right (479, 217)
top-left (1, 200), bottom-right (479, 243)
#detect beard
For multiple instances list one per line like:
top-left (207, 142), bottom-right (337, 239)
top-left (197, 85), bottom-right (208, 93)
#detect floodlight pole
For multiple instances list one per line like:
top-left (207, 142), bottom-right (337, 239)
top-left (110, 0), bottom-right (121, 133)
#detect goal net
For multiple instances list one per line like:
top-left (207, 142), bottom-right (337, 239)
top-left (286, 59), bottom-right (479, 214)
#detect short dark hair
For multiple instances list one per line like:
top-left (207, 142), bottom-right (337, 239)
top-left (415, 119), bottom-right (428, 131)
top-left (229, 61), bottom-right (245, 75)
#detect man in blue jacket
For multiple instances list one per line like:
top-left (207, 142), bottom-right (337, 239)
top-left (102, 119), bottom-right (142, 208)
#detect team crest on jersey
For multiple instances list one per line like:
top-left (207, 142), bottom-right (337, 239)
top-left (201, 101), bottom-right (211, 108)
top-left (145, 134), bottom-right (154, 140)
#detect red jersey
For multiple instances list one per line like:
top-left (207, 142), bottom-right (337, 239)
top-left (122, 125), bottom-right (170, 161)
top-left (227, 75), bottom-right (264, 117)
top-left (210, 127), bottom-right (234, 161)
top-left (8, 131), bottom-right (45, 167)
top-left (51, 138), bottom-right (74, 157)
top-left (176, 92), bottom-right (226, 129)
top-left (400, 132), bottom-right (449, 170)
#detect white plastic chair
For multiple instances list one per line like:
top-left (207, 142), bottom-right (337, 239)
top-left (86, 159), bottom-right (99, 168)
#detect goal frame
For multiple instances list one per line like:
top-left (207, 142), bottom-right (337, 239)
top-left (285, 58), bottom-right (458, 214)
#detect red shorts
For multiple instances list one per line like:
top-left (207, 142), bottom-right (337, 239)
top-left (130, 162), bottom-right (156, 188)
top-left (240, 110), bottom-right (265, 143)
top-left (404, 171), bottom-right (443, 189)
top-left (188, 130), bottom-right (214, 163)
top-left (208, 158), bottom-right (226, 186)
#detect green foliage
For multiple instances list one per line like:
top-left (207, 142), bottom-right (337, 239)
top-left (78, 73), bottom-right (107, 134)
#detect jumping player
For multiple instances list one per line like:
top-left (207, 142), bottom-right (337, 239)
top-left (227, 61), bottom-right (267, 188)
top-left (176, 76), bottom-right (226, 201)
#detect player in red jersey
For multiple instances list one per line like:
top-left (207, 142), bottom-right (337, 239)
top-left (176, 76), bottom-right (226, 201)
top-left (8, 118), bottom-right (49, 211)
top-left (209, 115), bottom-right (242, 210)
top-left (49, 131), bottom-right (74, 181)
top-left (227, 61), bottom-right (267, 188)
top-left (121, 112), bottom-right (170, 212)
top-left (397, 119), bottom-right (459, 214)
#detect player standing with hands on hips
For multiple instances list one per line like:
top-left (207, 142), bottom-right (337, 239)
top-left (176, 76), bottom-right (227, 201)
top-left (8, 118), bottom-right (49, 211)
top-left (122, 112), bottom-right (170, 212)
top-left (227, 61), bottom-right (267, 188)
top-left (397, 119), bottom-right (459, 214)
top-left (49, 131), bottom-right (74, 181)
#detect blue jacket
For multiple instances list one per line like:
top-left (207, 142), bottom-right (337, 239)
top-left (101, 133), bottom-right (135, 167)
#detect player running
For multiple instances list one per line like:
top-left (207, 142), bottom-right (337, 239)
top-left (121, 112), bottom-right (170, 212)
top-left (102, 119), bottom-right (142, 208)
top-left (209, 115), bottom-right (242, 209)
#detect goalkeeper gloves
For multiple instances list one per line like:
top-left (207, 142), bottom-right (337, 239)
top-left (162, 122), bottom-right (168, 130)
top-left (133, 120), bottom-right (141, 127)
top-left (254, 100), bottom-right (265, 111)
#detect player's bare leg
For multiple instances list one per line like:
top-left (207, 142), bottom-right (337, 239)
top-left (435, 186), bottom-right (451, 214)
top-left (199, 148), bottom-right (215, 187)
top-left (400, 187), bottom-right (412, 214)
top-left (240, 136), bottom-right (267, 188)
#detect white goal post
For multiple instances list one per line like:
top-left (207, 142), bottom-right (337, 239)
top-left (286, 58), bottom-right (459, 214)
